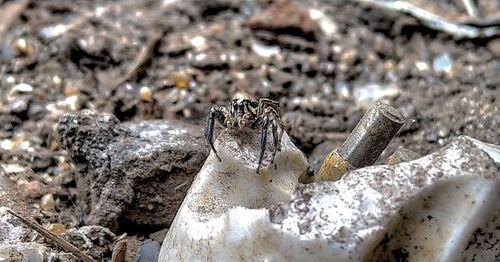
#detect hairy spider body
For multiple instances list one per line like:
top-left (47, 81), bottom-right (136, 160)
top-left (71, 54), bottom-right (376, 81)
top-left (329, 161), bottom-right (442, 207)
top-left (205, 98), bottom-right (284, 173)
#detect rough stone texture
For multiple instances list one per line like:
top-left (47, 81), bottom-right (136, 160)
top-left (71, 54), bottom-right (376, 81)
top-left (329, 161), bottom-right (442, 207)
top-left (160, 136), bottom-right (499, 261)
top-left (63, 226), bottom-right (115, 259)
top-left (0, 207), bottom-right (78, 262)
top-left (57, 110), bottom-right (208, 231)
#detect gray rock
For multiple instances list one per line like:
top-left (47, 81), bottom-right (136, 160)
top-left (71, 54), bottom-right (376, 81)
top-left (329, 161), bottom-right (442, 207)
top-left (57, 110), bottom-right (208, 231)
top-left (64, 226), bottom-right (115, 259)
top-left (136, 239), bottom-right (160, 262)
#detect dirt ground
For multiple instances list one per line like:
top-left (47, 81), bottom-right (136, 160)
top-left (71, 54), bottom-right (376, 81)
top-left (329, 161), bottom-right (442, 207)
top-left (0, 0), bottom-right (498, 260)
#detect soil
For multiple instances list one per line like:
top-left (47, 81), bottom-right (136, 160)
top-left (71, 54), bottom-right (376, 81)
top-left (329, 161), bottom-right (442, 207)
top-left (0, 0), bottom-right (498, 260)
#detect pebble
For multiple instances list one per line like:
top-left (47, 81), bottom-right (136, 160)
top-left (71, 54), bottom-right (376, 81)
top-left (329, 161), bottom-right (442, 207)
top-left (309, 9), bottom-right (338, 38)
top-left (23, 181), bottom-right (48, 198)
top-left (139, 86), bottom-right (154, 102)
top-left (39, 24), bottom-right (69, 40)
top-left (9, 83), bottom-right (33, 95)
top-left (0, 139), bottom-right (14, 150)
top-left (63, 85), bottom-right (78, 96)
top-left (189, 36), bottom-right (208, 51)
top-left (165, 71), bottom-right (191, 89)
top-left (0, 163), bottom-right (26, 173)
top-left (47, 223), bottom-right (66, 235)
top-left (251, 41), bottom-right (280, 58)
top-left (487, 39), bottom-right (500, 58)
top-left (40, 194), bottom-right (55, 211)
top-left (57, 95), bottom-right (81, 111)
top-left (433, 53), bottom-right (454, 74)
top-left (52, 76), bottom-right (63, 90)
top-left (136, 239), bottom-right (160, 262)
top-left (335, 81), bottom-right (350, 98)
top-left (14, 38), bottom-right (33, 56)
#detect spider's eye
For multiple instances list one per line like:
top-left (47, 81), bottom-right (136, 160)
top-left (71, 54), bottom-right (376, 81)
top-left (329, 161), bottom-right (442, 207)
top-left (250, 101), bottom-right (259, 108)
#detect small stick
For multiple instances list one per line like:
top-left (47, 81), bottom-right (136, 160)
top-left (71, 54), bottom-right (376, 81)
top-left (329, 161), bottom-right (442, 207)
top-left (5, 208), bottom-right (97, 262)
top-left (105, 32), bottom-right (162, 96)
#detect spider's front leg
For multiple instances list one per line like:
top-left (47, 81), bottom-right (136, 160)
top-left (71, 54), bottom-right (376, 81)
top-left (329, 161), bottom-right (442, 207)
top-left (205, 106), bottom-right (229, 162)
top-left (256, 115), bottom-right (270, 174)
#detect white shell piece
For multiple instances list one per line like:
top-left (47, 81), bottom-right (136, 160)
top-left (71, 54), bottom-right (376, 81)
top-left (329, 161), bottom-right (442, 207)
top-left (160, 136), bottom-right (500, 261)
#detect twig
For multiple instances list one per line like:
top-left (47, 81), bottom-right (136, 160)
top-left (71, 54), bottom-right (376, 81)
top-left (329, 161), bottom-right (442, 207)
top-left (355, 0), bottom-right (500, 39)
top-left (105, 32), bottom-right (162, 96)
top-left (5, 208), bottom-right (97, 262)
top-left (0, 0), bottom-right (30, 36)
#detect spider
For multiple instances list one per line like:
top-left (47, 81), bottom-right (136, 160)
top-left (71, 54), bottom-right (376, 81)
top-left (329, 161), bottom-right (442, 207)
top-left (205, 97), bottom-right (284, 174)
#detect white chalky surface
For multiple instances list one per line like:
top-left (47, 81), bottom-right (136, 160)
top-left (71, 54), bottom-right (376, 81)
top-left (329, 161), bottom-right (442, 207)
top-left (160, 136), bottom-right (500, 261)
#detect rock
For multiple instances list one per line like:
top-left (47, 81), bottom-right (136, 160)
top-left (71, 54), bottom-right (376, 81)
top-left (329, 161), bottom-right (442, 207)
top-left (57, 110), bottom-right (208, 231)
top-left (0, 207), bottom-right (33, 246)
top-left (487, 38), bottom-right (500, 58)
top-left (136, 239), bottom-right (160, 262)
top-left (149, 228), bottom-right (169, 244)
top-left (248, 0), bottom-right (317, 40)
top-left (159, 127), bottom-right (310, 261)
top-left (159, 136), bottom-right (499, 261)
top-left (64, 226), bottom-right (115, 259)
top-left (387, 147), bottom-right (421, 165)
top-left (0, 243), bottom-right (48, 262)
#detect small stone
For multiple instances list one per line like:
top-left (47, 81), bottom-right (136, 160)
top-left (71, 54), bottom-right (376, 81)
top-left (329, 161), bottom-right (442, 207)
top-left (139, 86), bottom-right (154, 102)
top-left (415, 61), bottom-right (430, 72)
top-left (23, 181), bottom-right (49, 198)
top-left (433, 53), bottom-right (454, 74)
top-left (309, 9), bottom-right (337, 38)
top-left (0, 163), bottom-right (26, 173)
top-left (10, 83), bottom-right (33, 95)
top-left (63, 85), bottom-right (78, 96)
top-left (437, 126), bottom-right (449, 138)
top-left (251, 41), bottom-right (280, 58)
top-left (7, 96), bottom-right (30, 114)
top-left (137, 239), bottom-right (160, 262)
top-left (0, 140), bottom-right (14, 150)
top-left (39, 24), bottom-right (69, 40)
top-left (387, 147), bottom-right (421, 165)
top-left (6, 76), bottom-right (15, 84)
top-left (335, 81), bottom-right (350, 98)
top-left (40, 194), bottom-right (55, 211)
top-left (189, 36), bottom-right (208, 51)
top-left (52, 76), bottom-right (63, 89)
top-left (165, 71), bottom-right (191, 89)
top-left (487, 39), bottom-right (500, 58)
top-left (58, 95), bottom-right (80, 111)
top-left (47, 223), bottom-right (66, 235)
top-left (13, 38), bottom-right (33, 56)
top-left (247, 0), bottom-right (316, 40)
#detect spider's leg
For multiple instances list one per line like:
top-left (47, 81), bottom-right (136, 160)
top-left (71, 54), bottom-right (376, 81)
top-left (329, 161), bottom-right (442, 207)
top-left (205, 107), bottom-right (222, 161)
top-left (271, 122), bottom-right (278, 164)
top-left (257, 115), bottom-right (269, 174)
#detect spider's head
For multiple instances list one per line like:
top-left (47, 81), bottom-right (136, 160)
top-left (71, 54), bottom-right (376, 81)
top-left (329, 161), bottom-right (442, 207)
top-left (229, 99), bottom-right (258, 128)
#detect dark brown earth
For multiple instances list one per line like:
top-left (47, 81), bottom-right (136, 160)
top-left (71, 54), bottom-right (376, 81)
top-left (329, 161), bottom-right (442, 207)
top-left (0, 0), bottom-right (498, 260)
